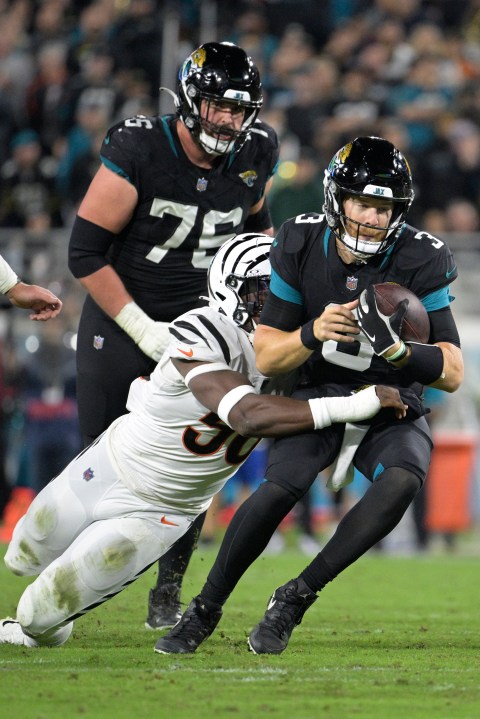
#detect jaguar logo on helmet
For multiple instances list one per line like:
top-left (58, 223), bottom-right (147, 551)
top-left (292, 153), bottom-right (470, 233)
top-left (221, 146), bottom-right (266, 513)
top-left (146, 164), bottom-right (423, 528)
top-left (191, 48), bottom-right (206, 68)
top-left (338, 142), bottom-right (352, 164)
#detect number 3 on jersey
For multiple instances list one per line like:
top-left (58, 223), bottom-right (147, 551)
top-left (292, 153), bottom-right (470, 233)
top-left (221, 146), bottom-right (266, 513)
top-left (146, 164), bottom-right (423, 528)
top-left (321, 304), bottom-right (374, 371)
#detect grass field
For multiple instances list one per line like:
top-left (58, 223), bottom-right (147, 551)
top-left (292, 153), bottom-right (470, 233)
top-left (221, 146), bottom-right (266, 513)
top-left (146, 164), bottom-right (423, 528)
top-left (0, 540), bottom-right (479, 719)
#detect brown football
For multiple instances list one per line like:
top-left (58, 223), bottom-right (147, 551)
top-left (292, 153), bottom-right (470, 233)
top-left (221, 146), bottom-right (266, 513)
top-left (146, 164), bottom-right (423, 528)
top-left (372, 282), bottom-right (430, 343)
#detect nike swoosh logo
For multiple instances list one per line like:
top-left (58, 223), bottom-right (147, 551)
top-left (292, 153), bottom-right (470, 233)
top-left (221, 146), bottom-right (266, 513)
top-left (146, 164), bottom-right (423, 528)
top-left (161, 516), bottom-right (179, 526)
top-left (178, 347), bottom-right (193, 357)
top-left (360, 327), bottom-right (375, 342)
top-left (446, 266), bottom-right (456, 278)
top-left (267, 596), bottom-right (276, 610)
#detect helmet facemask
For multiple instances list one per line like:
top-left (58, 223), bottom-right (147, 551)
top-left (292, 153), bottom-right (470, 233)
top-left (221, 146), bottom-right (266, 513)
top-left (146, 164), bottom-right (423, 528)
top-left (231, 275), bottom-right (270, 334)
top-left (207, 233), bottom-right (272, 342)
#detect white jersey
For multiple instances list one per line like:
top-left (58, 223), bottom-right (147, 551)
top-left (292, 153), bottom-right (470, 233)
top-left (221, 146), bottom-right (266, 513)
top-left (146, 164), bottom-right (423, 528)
top-left (106, 306), bottom-right (266, 514)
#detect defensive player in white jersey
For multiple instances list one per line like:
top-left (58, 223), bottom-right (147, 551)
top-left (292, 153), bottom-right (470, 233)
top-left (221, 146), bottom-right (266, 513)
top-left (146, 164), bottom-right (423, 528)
top-left (0, 234), bottom-right (407, 648)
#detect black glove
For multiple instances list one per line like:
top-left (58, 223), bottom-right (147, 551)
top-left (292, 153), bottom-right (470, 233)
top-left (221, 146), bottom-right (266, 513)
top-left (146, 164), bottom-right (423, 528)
top-left (357, 286), bottom-right (409, 355)
top-left (398, 387), bottom-right (429, 420)
top-left (375, 387), bottom-right (430, 424)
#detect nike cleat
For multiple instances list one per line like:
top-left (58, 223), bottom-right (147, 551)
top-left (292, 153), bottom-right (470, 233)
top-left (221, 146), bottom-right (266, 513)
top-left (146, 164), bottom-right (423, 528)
top-left (248, 579), bottom-right (317, 655)
top-left (145, 583), bottom-right (182, 630)
top-left (154, 596), bottom-right (222, 654)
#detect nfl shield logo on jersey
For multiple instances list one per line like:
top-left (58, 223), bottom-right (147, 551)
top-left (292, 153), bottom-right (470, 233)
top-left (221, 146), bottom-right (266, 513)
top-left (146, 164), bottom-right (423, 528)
top-left (346, 276), bottom-right (358, 291)
top-left (196, 177), bottom-right (208, 192)
top-left (83, 467), bottom-right (94, 482)
top-left (93, 335), bottom-right (104, 350)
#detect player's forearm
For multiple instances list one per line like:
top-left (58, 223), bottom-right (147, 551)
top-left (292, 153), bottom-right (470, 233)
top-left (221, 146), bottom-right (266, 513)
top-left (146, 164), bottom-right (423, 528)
top-left (0, 254), bottom-right (19, 294)
top-left (229, 394), bottom-right (316, 437)
top-left (228, 387), bottom-right (387, 438)
top-left (254, 324), bottom-right (312, 375)
top-left (79, 265), bottom-right (133, 318)
top-left (429, 342), bottom-right (463, 392)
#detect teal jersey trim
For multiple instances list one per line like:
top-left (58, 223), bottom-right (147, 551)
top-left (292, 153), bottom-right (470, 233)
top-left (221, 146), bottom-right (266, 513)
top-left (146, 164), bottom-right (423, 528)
top-left (422, 286), bottom-right (452, 311)
top-left (100, 155), bottom-right (131, 183)
top-left (323, 227), bottom-right (331, 257)
top-left (161, 116), bottom-right (179, 157)
top-left (270, 267), bottom-right (303, 305)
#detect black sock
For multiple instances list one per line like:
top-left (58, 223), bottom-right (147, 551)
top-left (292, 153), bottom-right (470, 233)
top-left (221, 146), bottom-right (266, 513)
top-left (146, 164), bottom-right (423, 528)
top-left (155, 511), bottom-right (206, 589)
top-left (201, 481), bottom-right (297, 606)
top-left (300, 468), bottom-right (421, 592)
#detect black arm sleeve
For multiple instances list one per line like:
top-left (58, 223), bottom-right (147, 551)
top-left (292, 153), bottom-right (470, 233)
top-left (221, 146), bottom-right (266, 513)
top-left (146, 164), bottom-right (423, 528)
top-left (68, 216), bottom-right (117, 278)
top-left (428, 306), bottom-right (461, 347)
top-left (258, 291), bottom-right (304, 330)
top-left (243, 201), bottom-right (273, 232)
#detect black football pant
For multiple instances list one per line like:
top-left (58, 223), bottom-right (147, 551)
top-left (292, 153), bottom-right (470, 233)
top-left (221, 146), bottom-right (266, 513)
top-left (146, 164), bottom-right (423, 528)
top-left (201, 466), bottom-right (421, 606)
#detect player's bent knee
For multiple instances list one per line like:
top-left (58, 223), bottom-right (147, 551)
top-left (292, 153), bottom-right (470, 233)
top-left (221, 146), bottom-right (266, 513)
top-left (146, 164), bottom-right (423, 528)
top-left (4, 540), bottom-right (40, 577)
top-left (376, 467), bottom-right (422, 501)
top-left (74, 533), bottom-right (139, 593)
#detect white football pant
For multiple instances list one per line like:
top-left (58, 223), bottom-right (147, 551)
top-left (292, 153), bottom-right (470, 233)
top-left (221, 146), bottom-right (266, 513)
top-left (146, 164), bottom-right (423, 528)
top-left (4, 435), bottom-right (193, 646)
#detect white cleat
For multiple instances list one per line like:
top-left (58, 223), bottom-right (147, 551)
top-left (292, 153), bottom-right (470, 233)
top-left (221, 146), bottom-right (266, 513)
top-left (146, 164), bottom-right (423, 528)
top-left (0, 618), bottom-right (28, 645)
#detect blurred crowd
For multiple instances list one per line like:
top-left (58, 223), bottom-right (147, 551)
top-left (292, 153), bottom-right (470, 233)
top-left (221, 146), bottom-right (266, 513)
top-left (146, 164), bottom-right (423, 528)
top-left (0, 0), bottom-right (479, 233)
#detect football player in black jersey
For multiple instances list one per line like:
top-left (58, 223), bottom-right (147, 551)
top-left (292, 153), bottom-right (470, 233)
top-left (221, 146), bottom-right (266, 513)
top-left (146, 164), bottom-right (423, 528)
top-left (67, 42), bottom-right (279, 630)
top-left (155, 136), bottom-right (464, 656)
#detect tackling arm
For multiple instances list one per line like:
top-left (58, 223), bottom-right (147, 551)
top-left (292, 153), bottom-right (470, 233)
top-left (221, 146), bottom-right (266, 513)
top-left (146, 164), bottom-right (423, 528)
top-left (172, 359), bottom-right (408, 438)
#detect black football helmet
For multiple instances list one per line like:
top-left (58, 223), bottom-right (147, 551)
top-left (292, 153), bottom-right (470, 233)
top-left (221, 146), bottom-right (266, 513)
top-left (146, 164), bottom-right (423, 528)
top-left (323, 136), bottom-right (414, 261)
top-left (176, 42), bottom-right (263, 156)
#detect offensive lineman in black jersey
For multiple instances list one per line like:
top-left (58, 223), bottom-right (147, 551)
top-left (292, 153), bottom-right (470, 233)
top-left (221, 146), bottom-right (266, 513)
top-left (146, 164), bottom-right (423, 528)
top-left (67, 42), bottom-right (279, 630)
top-left (155, 136), bottom-right (464, 656)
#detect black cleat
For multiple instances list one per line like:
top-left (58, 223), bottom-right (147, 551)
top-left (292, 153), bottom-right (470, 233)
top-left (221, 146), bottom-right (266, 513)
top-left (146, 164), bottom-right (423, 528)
top-left (145, 583), bottom-right (182, 630)
top-left (248, 579), bottom-right (317, 655)
top-left (154, 596), bottom-right (222, 654)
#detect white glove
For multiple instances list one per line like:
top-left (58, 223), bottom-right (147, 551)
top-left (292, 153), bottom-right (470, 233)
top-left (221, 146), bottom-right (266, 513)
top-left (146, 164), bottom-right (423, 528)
top-left (308, 386), bottom-right (381, 430)
top-left (0, 255), bottom-right (19, 295)
top-left (114, 301), bottom-right (170, 361)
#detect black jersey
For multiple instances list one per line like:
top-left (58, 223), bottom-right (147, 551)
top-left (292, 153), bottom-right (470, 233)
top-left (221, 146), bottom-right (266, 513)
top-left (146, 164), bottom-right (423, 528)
top-left (99, 114), bottom-right (279, 321)
top-left (261, 213), bottom-right (458, 389)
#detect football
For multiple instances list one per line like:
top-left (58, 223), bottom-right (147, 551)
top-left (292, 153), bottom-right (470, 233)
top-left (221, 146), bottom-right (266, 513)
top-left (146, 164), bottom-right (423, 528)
top-left (372, 282), bottom-right (430, 343)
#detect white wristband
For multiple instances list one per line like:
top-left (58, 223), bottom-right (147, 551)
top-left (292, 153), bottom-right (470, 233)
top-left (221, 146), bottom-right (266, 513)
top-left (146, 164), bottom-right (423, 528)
top-left (308, 398), bottom-right (333, 430)
top-left (0, 255), bottom-right (19, 295)
top-left (217, 385), bottom-right (256, 428)
top-left (114, 301), bottom-right (170, 362)
top-left (309, 386), bottom-right (381, 429)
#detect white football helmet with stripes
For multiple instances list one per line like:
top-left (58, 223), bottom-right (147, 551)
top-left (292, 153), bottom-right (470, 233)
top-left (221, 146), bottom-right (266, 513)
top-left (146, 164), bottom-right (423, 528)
top-left (207, 233), bottom-right (272, 331)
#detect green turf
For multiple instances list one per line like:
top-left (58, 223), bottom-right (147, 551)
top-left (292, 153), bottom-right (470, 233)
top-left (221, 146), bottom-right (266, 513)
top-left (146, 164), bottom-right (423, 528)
top-left (0, 542), bottom-right (479, 719)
